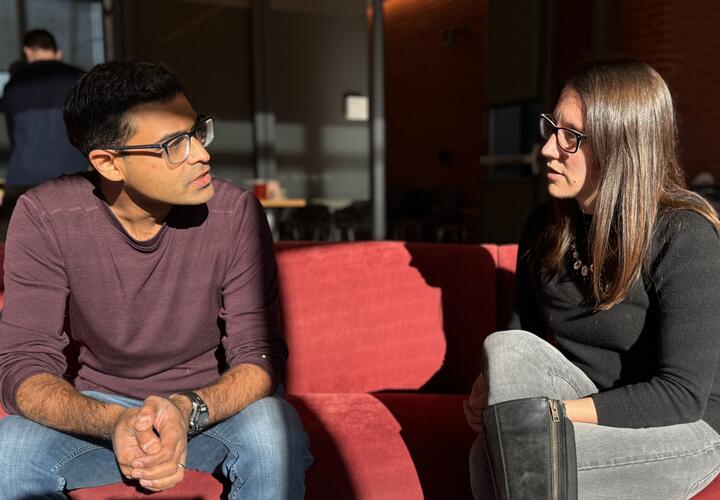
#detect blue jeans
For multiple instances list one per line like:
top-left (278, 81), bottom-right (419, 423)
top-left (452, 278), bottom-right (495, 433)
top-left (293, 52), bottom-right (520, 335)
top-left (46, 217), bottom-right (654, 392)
top-left (0, 391), bottom-right (312, 499)
top-left (470, 330), bottom-right (720, 500)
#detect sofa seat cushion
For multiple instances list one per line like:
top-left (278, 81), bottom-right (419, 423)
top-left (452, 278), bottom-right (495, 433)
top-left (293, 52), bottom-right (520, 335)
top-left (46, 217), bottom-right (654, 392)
top-left (373, 392), bottom-right (477, 499)
top-left (68, 470), bottom-right (223, 499)
top-left (289, 392), bottom-right (424, 499)
top-left (693, 476), bottom-right (720, 499)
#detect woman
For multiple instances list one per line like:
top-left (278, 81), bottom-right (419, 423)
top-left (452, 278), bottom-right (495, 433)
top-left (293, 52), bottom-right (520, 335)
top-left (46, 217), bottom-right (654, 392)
top-left (465, 59), bottom-right (720, 499)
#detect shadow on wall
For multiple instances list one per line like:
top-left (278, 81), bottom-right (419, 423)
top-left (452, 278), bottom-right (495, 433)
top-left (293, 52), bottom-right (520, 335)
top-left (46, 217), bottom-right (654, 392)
top-left (374, 243), bottom-right (498, 499)
top-left (405, 243), bottom-right (497, 394)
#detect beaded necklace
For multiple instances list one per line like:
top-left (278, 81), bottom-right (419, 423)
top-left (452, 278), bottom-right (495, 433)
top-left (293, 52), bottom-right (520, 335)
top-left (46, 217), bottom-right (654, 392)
top-left (571, 212), bottom-right (593, 279)
top-left (570, 243), bottom-right (593, 278)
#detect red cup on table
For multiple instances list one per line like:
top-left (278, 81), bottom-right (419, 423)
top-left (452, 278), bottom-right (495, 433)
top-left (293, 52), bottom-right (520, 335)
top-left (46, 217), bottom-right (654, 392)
top-left (253, 179), bottom-right (268, 200)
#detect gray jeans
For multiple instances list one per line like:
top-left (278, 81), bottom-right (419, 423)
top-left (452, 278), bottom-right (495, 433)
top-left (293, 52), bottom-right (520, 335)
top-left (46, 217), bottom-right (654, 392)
top-left (470, 330), bottom-right (720, 500)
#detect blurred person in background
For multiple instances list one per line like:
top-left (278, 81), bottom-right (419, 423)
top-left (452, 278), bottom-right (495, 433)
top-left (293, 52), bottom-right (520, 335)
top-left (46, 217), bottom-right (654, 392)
top-left (1, 29), bottom-right (87, 239)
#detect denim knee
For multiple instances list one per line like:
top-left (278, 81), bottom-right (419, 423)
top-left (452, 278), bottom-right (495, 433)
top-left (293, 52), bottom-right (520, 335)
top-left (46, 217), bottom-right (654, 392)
top-left (0, 415), bottom-right (64, 494)
top-left (484, 330), bottom-right (559, 404)
top-left (483, 329), bottom-right (597, 405)
top-left (210, 396), bottom-right (312, 473)
top-left (484, 329), bottom-right (543, 356)
top-left (483, 329), bottom-right (547, 372)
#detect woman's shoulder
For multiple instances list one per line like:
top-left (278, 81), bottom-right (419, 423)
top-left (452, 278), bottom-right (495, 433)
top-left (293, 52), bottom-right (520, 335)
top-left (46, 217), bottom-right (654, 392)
top-left (656, 207), bottom-right (720, 240)
top-left (652, 208), bottom-right (720, 264)
top-left (644, 208), bottom-right (720, 294)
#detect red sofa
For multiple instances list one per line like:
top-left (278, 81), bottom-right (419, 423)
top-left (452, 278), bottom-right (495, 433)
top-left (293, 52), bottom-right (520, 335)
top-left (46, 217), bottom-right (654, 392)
top-left (0, 241), bottom-right (718, 499)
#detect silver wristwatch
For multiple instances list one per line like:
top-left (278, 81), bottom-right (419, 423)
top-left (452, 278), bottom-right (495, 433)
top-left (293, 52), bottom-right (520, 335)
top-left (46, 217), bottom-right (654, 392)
top-left (180, 391), bottom-right (209, 435)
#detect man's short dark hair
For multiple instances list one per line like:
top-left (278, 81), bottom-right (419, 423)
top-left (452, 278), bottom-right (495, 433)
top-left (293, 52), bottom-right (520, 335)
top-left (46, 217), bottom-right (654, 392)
top-left (64, 61), bottom-right (184, 156)
top-left (23, 29), bottom-right (58, 51)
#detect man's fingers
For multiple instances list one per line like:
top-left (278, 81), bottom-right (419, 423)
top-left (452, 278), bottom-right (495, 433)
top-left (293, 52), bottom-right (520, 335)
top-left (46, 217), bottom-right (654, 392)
top-left (132, 429), bottom-right (185, 469)
top-left (131, 458), bottom-right (180, 481)
top-left (137, 461), bottom-right (186, 491)
top-left (128, 405), bottom-right (161, 454)
top-left (131, 446), bottom-right (174, 470)
top-left (135, 405), bottom-right (156, 431)
top-left (138, 396), bottom-right (186, 462)
top-left (118, 463), bottom-right (135, 480)
top-left (134, 418), bottom-right (161, 455)
top-left (157, 424), bottom-right (183, 448)
top-left (135, 431), bottom-right (162, 455)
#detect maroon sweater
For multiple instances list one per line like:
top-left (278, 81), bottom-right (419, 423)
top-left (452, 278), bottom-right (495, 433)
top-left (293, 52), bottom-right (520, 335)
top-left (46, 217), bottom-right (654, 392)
top-left (0, 172), bottom-right (286, 415)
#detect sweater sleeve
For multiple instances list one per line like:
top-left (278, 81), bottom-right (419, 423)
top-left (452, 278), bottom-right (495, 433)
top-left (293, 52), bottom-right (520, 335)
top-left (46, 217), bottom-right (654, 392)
top-left (219, 192), bottom-right (287, 391)
top-left (0, 195), bottom-right (70, 415)
top-left (591, 211), bottom-right (720, 428)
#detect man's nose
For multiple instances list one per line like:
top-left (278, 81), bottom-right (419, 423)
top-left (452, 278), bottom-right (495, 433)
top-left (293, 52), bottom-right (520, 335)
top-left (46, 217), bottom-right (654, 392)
top-left (188, 137), bottom-right (210, 164)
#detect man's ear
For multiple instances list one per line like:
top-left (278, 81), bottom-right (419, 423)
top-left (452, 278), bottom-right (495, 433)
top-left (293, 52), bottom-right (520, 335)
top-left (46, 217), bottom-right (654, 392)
top-left (22, 47), bottom-right (33, 62)
top-left (55, 49), bottom-right (63, 61)
top-left (88, 149), bottom-right (125, 182)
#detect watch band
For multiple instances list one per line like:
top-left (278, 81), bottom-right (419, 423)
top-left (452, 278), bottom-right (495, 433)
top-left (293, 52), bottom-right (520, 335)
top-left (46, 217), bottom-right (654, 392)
top-left (179, 391), bottom-right (209, 435)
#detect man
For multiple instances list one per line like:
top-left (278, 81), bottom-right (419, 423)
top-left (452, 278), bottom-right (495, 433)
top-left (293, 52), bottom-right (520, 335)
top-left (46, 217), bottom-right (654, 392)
top-left (1, 29), bottom-right (87, 238)
top-left (0, 61), bottom-right (311, 497)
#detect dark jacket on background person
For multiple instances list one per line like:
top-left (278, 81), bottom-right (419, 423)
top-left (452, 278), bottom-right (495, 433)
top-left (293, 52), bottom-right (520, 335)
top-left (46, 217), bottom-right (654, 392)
top-left (2, 60), bottom-right (87, 186)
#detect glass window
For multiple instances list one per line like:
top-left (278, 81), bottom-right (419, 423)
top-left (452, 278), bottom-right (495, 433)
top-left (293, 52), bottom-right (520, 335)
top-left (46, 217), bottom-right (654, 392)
top-left (24, 0), bottom-right (104, 70)
top-left (270, 0), bottom-right (370, 200)
top-left (0, 0), bottom-right (20, 95)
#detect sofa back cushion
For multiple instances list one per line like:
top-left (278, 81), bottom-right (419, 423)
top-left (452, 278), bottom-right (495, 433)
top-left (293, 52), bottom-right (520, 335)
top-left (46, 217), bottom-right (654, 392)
top-left (275, 242), bottom-right (499, 394)
top-left (496, 244), bottom-right (519, 329)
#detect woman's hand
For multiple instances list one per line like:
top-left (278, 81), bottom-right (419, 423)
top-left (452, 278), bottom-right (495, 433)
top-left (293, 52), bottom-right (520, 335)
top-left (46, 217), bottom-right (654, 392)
top-left (563, 397), bottom-right (598, 424)
top-left (464, 372), bottom-right (488, 433)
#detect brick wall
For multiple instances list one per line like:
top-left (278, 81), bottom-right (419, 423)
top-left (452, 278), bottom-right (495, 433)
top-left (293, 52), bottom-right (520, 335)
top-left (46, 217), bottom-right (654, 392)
top-left (384, 0), bottom-right (487, 208)
top-left (608, 0), bottom-right (720, 180)
top-left (383, 0), bottom-right (720, 224)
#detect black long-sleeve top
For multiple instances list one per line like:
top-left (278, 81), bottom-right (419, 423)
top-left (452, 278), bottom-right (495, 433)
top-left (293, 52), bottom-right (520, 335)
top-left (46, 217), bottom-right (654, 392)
top-left (511, 201), bottom-right (720, 431)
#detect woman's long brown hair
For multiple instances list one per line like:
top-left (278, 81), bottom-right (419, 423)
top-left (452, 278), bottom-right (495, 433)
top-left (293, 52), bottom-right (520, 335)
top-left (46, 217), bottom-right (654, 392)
top-left (540, 59), bottom-right (720, 310)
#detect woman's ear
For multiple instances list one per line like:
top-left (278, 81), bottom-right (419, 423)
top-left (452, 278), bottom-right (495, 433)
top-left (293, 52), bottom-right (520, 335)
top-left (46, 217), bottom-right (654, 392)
top-left (88, 149), bottom-right (125, 182)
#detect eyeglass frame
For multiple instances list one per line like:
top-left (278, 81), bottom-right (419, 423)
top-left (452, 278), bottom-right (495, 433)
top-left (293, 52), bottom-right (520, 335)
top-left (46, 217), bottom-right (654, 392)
top-left (97, 115), bottom-right (214, 167)
top-left (539, 113), bottom-right (588, 154)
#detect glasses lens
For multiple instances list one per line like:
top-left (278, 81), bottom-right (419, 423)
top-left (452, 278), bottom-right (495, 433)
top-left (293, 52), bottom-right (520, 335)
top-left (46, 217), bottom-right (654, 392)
top-left (165, 135), bottom-right (190, 165)
top-left (195, 118), bottom-right (214, 148)
top-left (540, 115), bottom-right (553, 140)
top-left (558, 129), bottom-right (578, 152)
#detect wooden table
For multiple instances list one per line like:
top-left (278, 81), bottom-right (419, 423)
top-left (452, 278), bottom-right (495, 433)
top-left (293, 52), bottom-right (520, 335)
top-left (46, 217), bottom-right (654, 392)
top-left (260, 198), bottom-right (307, 209)
top-left (260, 198), bottom-right (307, 240)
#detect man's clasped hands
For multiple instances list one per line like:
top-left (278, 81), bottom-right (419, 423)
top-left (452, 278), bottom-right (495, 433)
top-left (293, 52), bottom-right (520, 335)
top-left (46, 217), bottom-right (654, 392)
top-left (111, 395), bottom-right (190, 492)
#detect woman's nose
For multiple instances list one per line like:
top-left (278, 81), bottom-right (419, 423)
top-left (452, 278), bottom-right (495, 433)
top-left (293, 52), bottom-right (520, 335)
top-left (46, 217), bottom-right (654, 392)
top-left (541, 133), bottom-right (559, 160)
